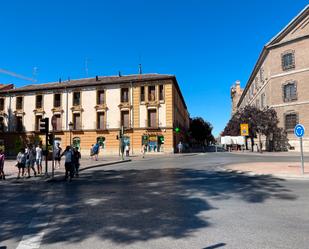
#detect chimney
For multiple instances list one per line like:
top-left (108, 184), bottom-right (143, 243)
top-left (95, 75), bottom-right (99, 81)
top-left (118, 71), bottom-right (122, 77)
top-left (59, 78), bottom-right (62, 83)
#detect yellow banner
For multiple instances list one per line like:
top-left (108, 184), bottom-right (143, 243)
top-left (240, 123), bottom-right (249, 136)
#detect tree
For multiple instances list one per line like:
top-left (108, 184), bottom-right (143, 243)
top-left (222, 106), bottom-right (287, 151)
top-left (189, 117), bottom-right (215, 146)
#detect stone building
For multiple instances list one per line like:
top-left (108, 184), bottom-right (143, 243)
top-left (232, 5), bottom-right (309, 151)
top-left (0, 74), bottom-right (189, 155)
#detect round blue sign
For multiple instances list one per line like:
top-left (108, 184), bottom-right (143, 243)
top-left (294, 124), bottom-right (305, 138)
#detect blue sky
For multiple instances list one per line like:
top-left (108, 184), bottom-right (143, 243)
top-left (0, 0), bottom-right (308, 135)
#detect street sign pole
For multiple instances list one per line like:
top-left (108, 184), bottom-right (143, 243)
top-left (300, 137), bottom-right (304, 175)
top-left (294, 124), bottom-right (305, 175)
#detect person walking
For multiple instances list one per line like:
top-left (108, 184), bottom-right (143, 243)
top-left (16, 148), bottom-right (26, 179)
top-left (177, 142), bottom-right (183, 154)
top-left (54, 143), bottom-right (62, 169)
top-left (125, 144), bottom-right (130, 157)
top-left (25, 144), bottom-right (37, 178)
top-left (92, 143), bottom-right (99, 161)
top-left (0, 149), bottom-right (5, 180)
top-left (61, 146), bottom-right (74, 181)
top-left (141, 144), bottom-right (147, 158)
top-left (36, 144), bottom-right (43, 175)
top-left (73, 147), bottom-right (81, 177)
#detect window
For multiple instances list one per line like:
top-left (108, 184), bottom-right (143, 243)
top-left (148, 86), bottom-right (156, 101)
top-left (16, 116), bottom-right (23, 132)
top-left (97, 90), bottom-right (105, 105)
top-left (148, 109), bottom-right (157, 128)
top-left (260, 67), bottom-right (264, 83)
top-left (36, 95), bottom-right (43, 109)
top-left (0, 98), bottom-right (4, 111)
top-left (140, 86), bottom-right (145, 102)
top-left (16, 97), bottom-right (23, 110)
top-left (285, 113), bottom-right (298, 130)
top-left (54, 114), bottom-right (62, 131)
top-left (255, 77), bottom-right (259, 90)
top-left (35, 115), bottom-right (42, 131)
top-left (261, 93), bottom-right (266, 108)
top-left (73, 92), bottom-right (81, 106)
top-left (159, 85), bottom-right (164, 101)
top-left (97, 112), bottom-right (105, 130)
top-left (256, 99), bottom-right (260, 109)
top-left (282, 51), bottom-right (295, 71)
top-left (283, 82), bottom-right (297, 102)
top-left (121, 110), bottom-right (129, 128)
top-left (54, 94), bottom-right (61, 107)
top-left (73, 113), bottom-right (81, 130)
top-left (121, 88), bottom-right (129, 103)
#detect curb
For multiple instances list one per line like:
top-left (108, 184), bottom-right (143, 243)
top-left (46, 159), bottom-right (131, 182)
top-left (218, 167), bottom-right (309, 180)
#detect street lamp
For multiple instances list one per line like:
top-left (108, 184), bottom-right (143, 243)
top-left (69, 121), bottom-right (73, 146)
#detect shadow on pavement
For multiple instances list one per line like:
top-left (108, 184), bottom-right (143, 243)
top-left (0, 168), bottom-right (297, 246)
top-left (203, 243), bottom-right (226, 249)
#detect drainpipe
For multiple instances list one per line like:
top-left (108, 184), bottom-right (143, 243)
top-left (130, 81), bottom-right (134, 154)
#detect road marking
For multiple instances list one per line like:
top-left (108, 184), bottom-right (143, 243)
top-left (16, 195), bottom-right (55, 249)
top-left (16, 232), bottom-right (45, 249)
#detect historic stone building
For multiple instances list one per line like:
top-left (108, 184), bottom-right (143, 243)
top-left (231, 5), bottom-right (309, 151)
top-left (0, 74), bottom-right (189, 155)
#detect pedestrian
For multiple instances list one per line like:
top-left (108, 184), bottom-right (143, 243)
top-left (0, 149), bottom-right (5, 180)
top-left (125, 144), bottom-right (130, 157)
top-left (16, 148), bottom-right (26, 179)
top-left (36, 143), bottom-right (43, 175)
top-left (177, 142), bottom-right (183, 154)
top-left (25, 144), bottom-right (37, 178)
top-left (61, 146), bottom-right (74, 181)
top-left (73, 147), bottom-right (81, 177)
top-left (141, 144), bottom-right (147, 158)
top-left (54, 143), bottom-right (62, 169)
top-left (92, 143), bottom-right (99, 161)
top-left (90, 144), bottom-right (94, 159)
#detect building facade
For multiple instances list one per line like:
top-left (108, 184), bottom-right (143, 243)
top-left (232, 5), bottom-right (309, 151)
top-left (0, 74), bottom-right (189, 155)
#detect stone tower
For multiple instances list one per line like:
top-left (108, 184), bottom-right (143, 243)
top-left (231, 80), bottom-right (243, 115)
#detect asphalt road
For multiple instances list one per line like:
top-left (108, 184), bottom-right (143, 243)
top-left (1, 153), bottom-right (309, 249)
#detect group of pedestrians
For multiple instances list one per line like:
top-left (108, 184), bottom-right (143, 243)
top-left (61, 145), bottom-right (81, 181)
top-left (16, 144), bottom-right (43, 179)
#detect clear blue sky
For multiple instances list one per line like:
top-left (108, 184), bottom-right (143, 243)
top-left (0, 0), bottom-right (308, 135)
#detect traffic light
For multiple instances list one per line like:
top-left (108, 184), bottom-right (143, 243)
top-left (40, 118), bottom-right (49, 133)
top-left (174, 127), bottom-right (180, 133)
top-left (158, 136), bottom-right (164, 144)
top-left (48, 133), bottom-right (54, 146)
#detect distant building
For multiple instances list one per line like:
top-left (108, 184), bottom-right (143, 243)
top-left (232, 5), bottom-right (309, 151)
top-left (0, 74), bottom-right (189, 155)
top-left (231, 80), bottom-right (243, 115)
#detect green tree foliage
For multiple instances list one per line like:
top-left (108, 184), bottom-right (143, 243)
top-left (189, 117), bottom-right (215, 145)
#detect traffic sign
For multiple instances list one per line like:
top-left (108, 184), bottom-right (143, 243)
top-left (294, 124), bottom-right (305, 138)
top-left (240, 123), bottom-right (249, 136)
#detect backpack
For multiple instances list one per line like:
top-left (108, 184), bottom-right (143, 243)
top-left (93, 144), bottom-right (99, 154)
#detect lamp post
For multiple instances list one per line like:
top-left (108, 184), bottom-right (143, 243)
top-left (69, 122), bottom-right (73, 146)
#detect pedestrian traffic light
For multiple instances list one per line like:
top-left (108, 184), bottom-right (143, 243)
top-left (158, 135), bottom-right (164, 144)
top-left (39, 118), bottom-right (49, 133)
top-left (174, 127), bottom-right (180, 133)
top-left (48, 133), bottom-right (54, 146)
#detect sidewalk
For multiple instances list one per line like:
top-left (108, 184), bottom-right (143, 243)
top-left (229, 151), bottom-right (309, 157)
top-left (224, 162), bottom-right (309, 179)
top-left (2, 155), bottom-right (132, 180)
